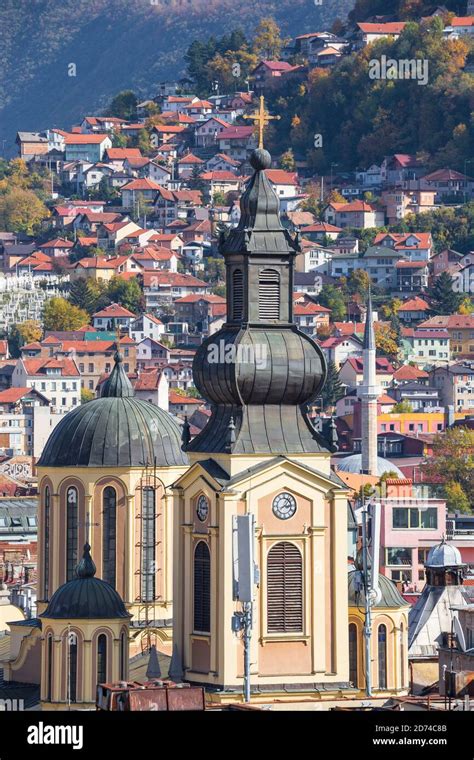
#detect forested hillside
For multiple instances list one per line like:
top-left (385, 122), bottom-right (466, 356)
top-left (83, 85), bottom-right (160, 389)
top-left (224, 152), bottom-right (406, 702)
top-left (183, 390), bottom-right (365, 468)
top-left (0, 0), bottom-right (351, 152)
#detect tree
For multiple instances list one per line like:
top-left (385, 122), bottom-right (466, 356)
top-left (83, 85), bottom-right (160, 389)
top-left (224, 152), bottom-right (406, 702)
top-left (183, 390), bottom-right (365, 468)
top-left (43, 298), bottom-right (89, 331)
top-left (106, 90), bottom-right (137, 120)
top-left (0, 188), bottom-right (49, 234)
top-left (280, 149), bottom-right (296, 171)
top-left (253, 17), bottom-right (284, 60)
top-left (346, 270), bottom-right (371, 298)
top-left (81, 388), bottom-right (95, 404)
top-left (318, 284), bottom-right (346, 321)
top-left (375, 323), bottom-right (399, 359)
top-left (8, 320), bottom-right (42, 357)
top-left (204, 257), bottom-right (225, 284)
top-left (424, 427), bottom-right (474, 511)
top-left (428, 271), bottom-right (464, 315)
top-left (444, 481), bottom-right (471, 513)
top-left (392, 400), bottom-right (414, 413)
top-left (106, 276), bottom-right (143, 314)
top-left (69, 278), bottom-right (97, 315)
top-left (321, 361), bottom-right (345, 410)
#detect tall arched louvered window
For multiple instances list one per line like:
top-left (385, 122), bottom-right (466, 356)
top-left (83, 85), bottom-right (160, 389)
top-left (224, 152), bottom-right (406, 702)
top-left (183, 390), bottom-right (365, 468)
top-left (193, 541), bottom-right (210, 633)
top-left (232, 268), bottom-right (243, 321)
top-left (103, 487), bottom-right (117, 587)
top-left (258, 268), bottom-right (280, 321)
top-left (47, 634), bottom-right (53, 702)
top-left (66, 487), bottom-right (78, 581)
top-left (141, 487), bottom-right (156, 602)
top-left (349, 623), bottom-right (358, 687)
top-left (97, 634), bottom-right (107, 685)
top-left (69, 632), bottom-right (78, 703)
top-left (44, 486), bottom-right (50, 599)
top-left (267, 542), bottom-right (303, 633)
top-left (378, 624), bottom-right (387, 689)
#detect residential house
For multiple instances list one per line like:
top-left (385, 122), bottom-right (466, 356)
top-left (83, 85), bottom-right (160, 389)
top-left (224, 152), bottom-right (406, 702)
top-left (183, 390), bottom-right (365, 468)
top-left (130, 313), bottom-right (165, 343)
top-left (356, 22), bottom-right (407, 46)
top-left (120, 178), bottom-right (162, 211)
top-left (431, 249), bottom-right (464, 278)
top-left (38, 238), bottom-right (74, 258)
top-left (16, 132), bottom-right (48, 161)
top-left (133, 368), bottom-right (169, 411)
top-left (299, 222), bottom-right (342, 241)
top-left (400, 328), bottom-right (450, 367)
top-left (430, 364), bottom-right (474, 412)
top-left (396, 297), bottom-right (431, 323)
top-left (199, 171), bottom-right (241, 201)
top-left (92, 303), bottom-right (136, 332)
top-left (64, 133), bottom-right (112, 162)
top-left (177, 153), bottom-right (205, 178)
top-left (296, 240), bottom-right (332, 274)
top-left (323, 200), bottom-right (385, 229)
top-left (293, 302), bottom-right (331, 335)
top-left (392, 365), bottom-right (430, 386)
top-left (11, 358), bottom-right (80, 414)
top-left (318, 335), bottom-right (363, 369)
top-left (217, 126), bottom-right (257, 162)
top-left (96, 220), bottom-right (142, 250)
top-left (104, 147), bottom-right (143, 171)
top-left (0, 387), bottom-right (56, 458)
top-left (418, 315), bottom-right (474, 358)
top-left (339, 356), bottom-right (395, 389)
top-left (381, 188), bottom-right (436, 224)
top-left (381, 154), bottom-right (425, 185)
top-left (168, 391), bottom-right (203, 418)
top-left (136, 338), bottom-right (171, 370)
top-left (70, 255), bottom-right (129, 282)
top-left (174, 294), bottom-right (227, 331)
top-left (391, 382), bottom-right (440, 411)
top-left (143, 271), bottom-right (210, 310)
top-left (251, 60), bottom-right (302, 92)
top-left (395, 261), bottom-right (430, 293)
top-left (204, 153), bottom-right (240, 174)
top-left (421, 168), bottom-right (474, 202)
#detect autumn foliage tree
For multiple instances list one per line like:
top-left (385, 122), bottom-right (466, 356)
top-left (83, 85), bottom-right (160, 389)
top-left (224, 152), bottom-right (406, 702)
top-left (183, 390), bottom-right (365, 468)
top-left (424, 427), bottom-right (474, 512)
top-left (43, 297), bottom-right (89, 331)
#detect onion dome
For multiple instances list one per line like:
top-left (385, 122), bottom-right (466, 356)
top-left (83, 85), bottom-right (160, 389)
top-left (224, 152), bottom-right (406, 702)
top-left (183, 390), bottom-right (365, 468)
top-left (188, 148), bottom-right (331, 456)
top-left (426, 538), bottom-right (464, 568)
top-left (37, 352), bottom-right (188, 468)
top-left (40, 544), bottom-right (130, 620)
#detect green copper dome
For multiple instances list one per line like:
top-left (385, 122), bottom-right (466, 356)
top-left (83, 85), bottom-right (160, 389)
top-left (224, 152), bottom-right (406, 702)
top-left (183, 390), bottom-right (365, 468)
top-left (38, 353), bottom-right (188, 468)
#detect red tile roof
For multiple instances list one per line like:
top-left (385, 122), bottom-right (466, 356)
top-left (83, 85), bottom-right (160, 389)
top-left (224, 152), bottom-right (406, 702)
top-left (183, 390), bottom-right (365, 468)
top-left (219, 126), bottom-right (254, 140)
top-left (174, 294), bottom-right (226, 304)
top-left (294, 302), bottom-right (331, 315)
top-left (0, 388), bottom-right (38, 403)
top-left (22, 358), bottom-right (79, 376)
top-left (120, 178), bottom-right (162, 191)
top-left (397, 297), bottom-right (430, 312)
top-left (40, 238), bottom-right (74, 249)
top-left (168, 391), bottom-right (202, 405)
top-left (64, 133), bottom-right (110, 144)
top-left (357, 22), bottom-right (406, 33)
top-left (199, 171), bottom-right (239, 181)
top-left (134, 369), bottom-right (163, 391)
top-left (301, 222), bottom-right (342, 233)
top-left (266, 170), bottom-right (298, 185)
top-left (178, 153), bottom-right (204, 165)
top-left (418, 315), bottom-right (474, 329)
top-left (142, 272), bottom-right (208, 288)
top-left (345, 357), bottom-right (395, 373)
top-left (106, 148), bottom-right (142, 159)
top-left (93, 302), bottom-right (136, 319)
top-left (393, 365), bottom-right (429, 380)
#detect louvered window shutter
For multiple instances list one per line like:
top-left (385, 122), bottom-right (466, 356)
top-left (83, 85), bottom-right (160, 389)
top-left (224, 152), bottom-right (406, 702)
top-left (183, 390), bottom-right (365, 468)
top-left (258, 268), bottom-right (280, 321)
top-left (232, 269), bottom-right (243, 320)
top-left (194, 541), bottom-right (211, 632)
top-left (267, 542), bottom-right (303, 633)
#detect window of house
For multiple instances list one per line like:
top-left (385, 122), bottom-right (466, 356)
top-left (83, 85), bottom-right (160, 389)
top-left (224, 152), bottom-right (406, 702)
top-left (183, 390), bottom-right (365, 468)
top-left (393, 507), bottom-right (437, 529)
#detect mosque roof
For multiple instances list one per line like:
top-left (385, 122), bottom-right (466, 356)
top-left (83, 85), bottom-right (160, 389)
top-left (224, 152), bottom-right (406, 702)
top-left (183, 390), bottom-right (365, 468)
top-left (335, 454), bottom-right (404, 478)
top-left (348, 570), bottom-right (410, 609)
top-left (426, 539), bottom-right (464, 568)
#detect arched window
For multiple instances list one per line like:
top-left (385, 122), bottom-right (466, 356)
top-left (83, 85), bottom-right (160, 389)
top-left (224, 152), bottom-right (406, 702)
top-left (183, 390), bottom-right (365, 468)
top-left (267, 542), bottom-right (303, 633)
top-left (97, 634), bottom-right (107, 685)
top-left (103, 487), bottom-right (116, 587)
top-left (349, 623), bottom-right (358, 687)
top-left (120, 631), bottom-right (127, 681)
top-left (258, 268), bottom-right (280, 321)
top-left (232, 269), bottom-right (243, 321)
top-left (193, 541), bottom-right (210, 633)
top-left (378, 624), bottom-right (387, 689)
top-left (44, 486), bottom-right (50, 599)
top-left (47, 634), bottom-right (53, 702)
top-left (141, 487), bottom-right (156, 602)
top-left (66, 487), bottom-right (78, 581)
top-left (400, 622), bottom-right (405, 688)
top-left (68, 632), bottom-right (77, 703)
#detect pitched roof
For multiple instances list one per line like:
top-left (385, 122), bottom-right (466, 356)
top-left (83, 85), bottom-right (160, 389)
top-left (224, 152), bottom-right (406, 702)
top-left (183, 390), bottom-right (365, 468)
top-left (357, 22), bottom-right (406, 33)
top-left (397, 297), bottom-right (430, 312)
top-left (142, 271), bottom-right (208, 288)
top-left (106, 148), bottom-right (142, 159)
top-left (219, 126), bottom-right (254, 140)
top-left (301, 222), bottom-right (342, 233)
top-left (329, 200), bottom-right (376, 212)
top-left (134, 369), bottom-right (163, 391)
top-left (39, 238), bottom-right (74, 249)
top-left (177, 153), bottom-right (204, 165)
top-left (22, 358), bottom-right (79, 376)
top-left (345, 357), bottom-right (395, 373)
top-left (174, 294), bottom-right (226, 304)
top-left (199, 171), bottom-right (239, 181)
top-left (293, 302), bottom-right (331, 315)
top-left (393, 365), bottom-right (429, 381)
top-left (64, 133), bottom-right (110, 144)
top-left (266, 169), bottom-right (298, 185)
top-left (418, 315), bottom-right (474, 329)
top-left (168, 391), bottom-right (202, 405)
top-left (423, 168), bottom-right (472, 181)
top-left (93, 302), bottom-right (136, 319)
top-left (0, 388), bottom-right (41, 403)
top-left (120, 178), bottom-right (162, 191)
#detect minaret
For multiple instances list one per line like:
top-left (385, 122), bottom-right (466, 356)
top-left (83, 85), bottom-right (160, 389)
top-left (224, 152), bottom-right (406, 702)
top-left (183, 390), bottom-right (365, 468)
top-left (357, 290), bottom-right (380, 475)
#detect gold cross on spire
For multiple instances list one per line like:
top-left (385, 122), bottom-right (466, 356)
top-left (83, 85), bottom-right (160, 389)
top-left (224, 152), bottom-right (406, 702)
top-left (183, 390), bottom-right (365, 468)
top-left (243, 95), bottom-right (280, 149)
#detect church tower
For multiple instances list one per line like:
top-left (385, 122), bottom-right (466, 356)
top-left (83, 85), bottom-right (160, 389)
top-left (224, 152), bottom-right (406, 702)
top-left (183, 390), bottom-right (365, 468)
top-left (172, 148), bottom-right (351, 699)
top-left (357, 292), bottom-right (380, 476)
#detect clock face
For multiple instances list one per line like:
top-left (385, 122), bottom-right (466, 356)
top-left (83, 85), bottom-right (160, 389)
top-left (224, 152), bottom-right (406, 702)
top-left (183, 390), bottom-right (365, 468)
top-left (272, 492), bottom-right (297, 520)
top-left (196, 495), bottom-right (209, 523)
